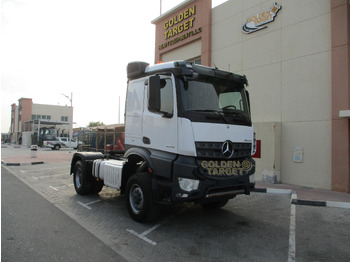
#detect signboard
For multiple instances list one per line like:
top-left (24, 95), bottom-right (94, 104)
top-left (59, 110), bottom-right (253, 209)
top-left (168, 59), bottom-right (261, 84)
top-left (158, 4), bottom-right (202, 51)
top-left (293, 146), bottom-right (304, 163)
top-left (242, 2), bottom-right (281, 34)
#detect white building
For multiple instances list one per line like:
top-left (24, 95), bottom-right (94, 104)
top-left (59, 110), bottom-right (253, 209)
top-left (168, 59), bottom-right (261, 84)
top-left (10, 97), bottom-right (73, 146)
top-left (152, 0), bottom-right (350, 193)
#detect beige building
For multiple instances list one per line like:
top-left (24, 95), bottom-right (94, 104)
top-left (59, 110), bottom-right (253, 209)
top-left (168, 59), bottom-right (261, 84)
top-left (10, 98), bottom-right (73, 146)
top-left (152, 0), bottom-right (350, 192)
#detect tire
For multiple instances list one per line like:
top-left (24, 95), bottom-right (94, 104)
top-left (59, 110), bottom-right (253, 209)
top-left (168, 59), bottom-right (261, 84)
top-left (73, 160), bottom-right (93, 195)
top-left (201, 199), bottom-right (229, 209)
top-left (125, 173), bottom-right (158, 222)
top-left (92, 179), bottom-right (104, 194)
top-left (54, 144), bottom-right (61, 150)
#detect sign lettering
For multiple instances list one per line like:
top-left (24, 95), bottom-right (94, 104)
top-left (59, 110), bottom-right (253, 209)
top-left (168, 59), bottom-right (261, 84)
top-left (158, 5), bottom-right (201, 50)
top-left (242, 2), bottom-right (281, 34)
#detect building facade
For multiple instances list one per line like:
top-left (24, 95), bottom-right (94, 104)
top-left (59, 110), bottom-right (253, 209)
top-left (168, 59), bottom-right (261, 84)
top-left (152, 0), bottom-right (350, 192)
top-left (10, 98), bottom-right (73, 145)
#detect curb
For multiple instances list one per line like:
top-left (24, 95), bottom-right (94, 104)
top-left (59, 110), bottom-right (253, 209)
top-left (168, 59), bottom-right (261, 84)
top-left (1, 160), bottom-right (45, 166)
top-left (254, 187), bottom-right (350, 209)
top-left (291, 199), bottom-right (350, 209)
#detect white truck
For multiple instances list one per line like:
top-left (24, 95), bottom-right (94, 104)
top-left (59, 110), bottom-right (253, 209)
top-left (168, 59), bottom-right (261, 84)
top-left (70, 61), bottom-right (256, 222)
top-left (44, 137), bottom-right (79, 150)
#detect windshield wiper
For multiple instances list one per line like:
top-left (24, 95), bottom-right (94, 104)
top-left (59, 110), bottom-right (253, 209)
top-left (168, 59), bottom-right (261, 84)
top-left (187, 109), bottom-right (251, 125)
top-left (187, 109), bottom-right (230, 124)
top-left (222, 110), bottom-right (251, 124)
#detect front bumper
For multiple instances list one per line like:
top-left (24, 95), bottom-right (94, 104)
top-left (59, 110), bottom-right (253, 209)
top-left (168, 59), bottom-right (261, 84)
top-left (170, 156), bottom-right (255, 203)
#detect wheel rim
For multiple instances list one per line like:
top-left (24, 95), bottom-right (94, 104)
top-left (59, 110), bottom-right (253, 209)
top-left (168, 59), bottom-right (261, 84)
top-left (75, 168), bottom-right (82, 189)
top-left (129, 184), bottom-right (144, 214)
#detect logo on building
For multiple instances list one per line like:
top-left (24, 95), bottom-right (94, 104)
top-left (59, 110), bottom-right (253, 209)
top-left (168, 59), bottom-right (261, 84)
top-left (242, 2), bottom-right (281, 34)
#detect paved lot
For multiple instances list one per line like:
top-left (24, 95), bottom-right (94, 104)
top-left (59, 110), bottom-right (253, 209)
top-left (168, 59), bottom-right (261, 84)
top-left (2, 146), bottom-right (350, 261)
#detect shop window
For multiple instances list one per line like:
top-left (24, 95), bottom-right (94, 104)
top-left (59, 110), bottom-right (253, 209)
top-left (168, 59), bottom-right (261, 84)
top-left (187, 57), bottom-right (201, 65)
top-left (194, 58), bottom-right (201, 64)
top-left (61, 116), bottom-right (68, 122)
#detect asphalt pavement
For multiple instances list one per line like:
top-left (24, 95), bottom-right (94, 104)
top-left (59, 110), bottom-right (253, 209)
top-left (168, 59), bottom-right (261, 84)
top-left (2, 144), bottom-right (350, 207)
top-left (2, 144), bottom-right (350, 261)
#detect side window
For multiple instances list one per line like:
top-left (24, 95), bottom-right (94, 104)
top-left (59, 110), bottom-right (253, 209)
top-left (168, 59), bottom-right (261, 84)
top-left (160, 78), bottom-right (174, 115)
top-left (219, 92), bottom-right (244, 111)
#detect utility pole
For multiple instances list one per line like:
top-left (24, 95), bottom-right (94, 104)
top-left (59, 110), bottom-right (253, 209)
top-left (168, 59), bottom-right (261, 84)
top-left (62, 92), bottom-right (73, 153)
top-left (118, 96), bottom-right (120, 124)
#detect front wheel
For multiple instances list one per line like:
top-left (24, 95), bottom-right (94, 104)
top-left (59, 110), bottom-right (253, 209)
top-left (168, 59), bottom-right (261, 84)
top-left (125, 173), bottom-right (158, 222)
top-left (73, 160), bottom-right (93, 195)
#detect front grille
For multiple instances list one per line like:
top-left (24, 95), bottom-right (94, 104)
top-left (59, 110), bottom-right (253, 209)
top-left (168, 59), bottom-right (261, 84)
top-left (196, 141), bottom-right (251, 159)
top-left (206, 186), bottom-right (246, 198)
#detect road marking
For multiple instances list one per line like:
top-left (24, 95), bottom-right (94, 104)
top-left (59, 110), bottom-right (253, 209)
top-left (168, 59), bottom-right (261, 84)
top-left (49, 186), bottom-right (59, 191)
top-left (127, 205), bottom-right (190, 246)
top-left (49, 185), bottom-right (67, 191)
top-left (288, 193), bottom-right (297, 262)
top-left (21, 166), bottom-right (67, 173)
top-left (126, 229), bottom-right (157, 246)
top-left (77, 200), bottom-right (101, 210)
top-left (32, 173), bottom-right (67, 180)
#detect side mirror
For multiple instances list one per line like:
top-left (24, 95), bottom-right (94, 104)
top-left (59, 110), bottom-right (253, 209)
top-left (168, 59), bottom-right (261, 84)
top-left (148, 75), bottom-right (161, 112)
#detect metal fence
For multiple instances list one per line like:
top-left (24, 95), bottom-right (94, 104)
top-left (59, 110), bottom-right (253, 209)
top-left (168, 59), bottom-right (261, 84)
top-left (77, 131), bottom-right (125, 153)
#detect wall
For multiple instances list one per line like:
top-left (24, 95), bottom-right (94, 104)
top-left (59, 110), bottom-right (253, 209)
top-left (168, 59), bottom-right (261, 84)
top-left (152, 0), bottom-right (212, 66)
top-left (331, 0), bottom-right (350, 192)
top-left (18, 98), bottom-right (33, 132)
top-left (162, 39), bottom-right (201, 62)
top-left (212, 0), bottom-right (333, 189)
top-left (253, 122), bottom-right (281, 183)
top-left (32, 103), bottom-right (72, 133)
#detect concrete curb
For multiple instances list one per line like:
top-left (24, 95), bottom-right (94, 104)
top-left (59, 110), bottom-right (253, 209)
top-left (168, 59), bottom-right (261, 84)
top-left (254, 188), bottom-right (350, 209)
top-left (1, 160), bottom-right (45, 166)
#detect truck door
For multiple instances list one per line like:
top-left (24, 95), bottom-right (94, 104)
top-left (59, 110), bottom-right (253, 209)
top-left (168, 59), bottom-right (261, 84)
top-left (143, 75), bottom-right (177, 154)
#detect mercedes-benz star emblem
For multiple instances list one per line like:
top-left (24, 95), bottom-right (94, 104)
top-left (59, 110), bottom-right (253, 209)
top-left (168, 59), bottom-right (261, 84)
top-left (222, 141), bottom-right (234, 158)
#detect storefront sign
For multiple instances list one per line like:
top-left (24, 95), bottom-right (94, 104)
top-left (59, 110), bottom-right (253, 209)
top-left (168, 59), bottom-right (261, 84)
top-left (158, 4), bottom-right (202, 50)
top-left (242, 2), bottom-right (281, 34)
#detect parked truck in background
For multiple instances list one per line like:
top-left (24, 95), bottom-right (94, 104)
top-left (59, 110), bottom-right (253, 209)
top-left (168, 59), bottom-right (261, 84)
top-left (70, 61), bottom-right (256, 222)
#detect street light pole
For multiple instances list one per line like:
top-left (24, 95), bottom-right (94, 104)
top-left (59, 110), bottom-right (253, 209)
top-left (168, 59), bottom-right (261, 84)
top-left (62, 92), bottom-right (73, 153)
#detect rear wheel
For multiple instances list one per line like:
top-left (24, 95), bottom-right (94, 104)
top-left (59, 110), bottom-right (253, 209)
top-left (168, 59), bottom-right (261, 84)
top-left (126, 173), bottom-right (158, 222)
top-left (54, 144), bottom-right (61, 150)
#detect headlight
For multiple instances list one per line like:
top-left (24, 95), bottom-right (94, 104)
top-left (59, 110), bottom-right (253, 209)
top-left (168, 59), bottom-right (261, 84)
top-left (178, 178), bottom-right (199, 192)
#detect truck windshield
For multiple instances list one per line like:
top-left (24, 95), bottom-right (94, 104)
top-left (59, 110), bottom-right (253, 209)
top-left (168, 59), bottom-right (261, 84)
top-left (178, 75), bottom-right (251, 126)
